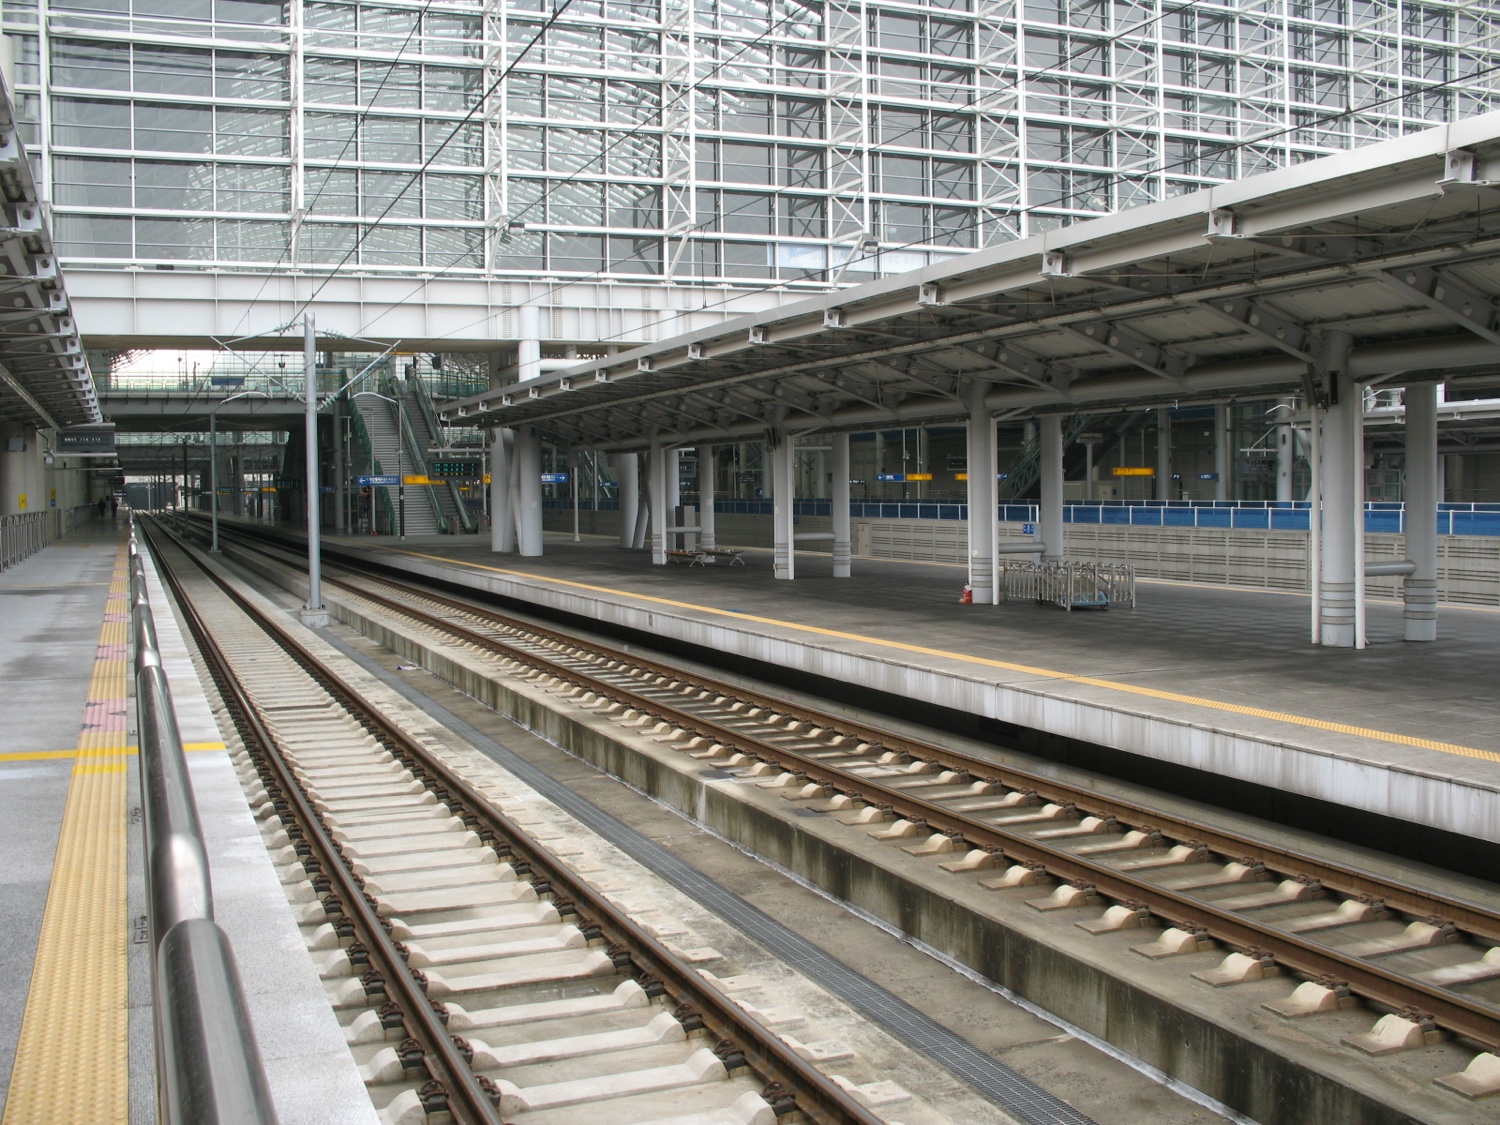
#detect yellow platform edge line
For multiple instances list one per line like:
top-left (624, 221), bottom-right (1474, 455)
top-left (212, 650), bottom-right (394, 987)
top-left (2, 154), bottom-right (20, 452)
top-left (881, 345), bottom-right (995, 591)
top-left (0, 742), bottom-right (228, 763)
top-left (2, 540), bottom-right (131, 1125)
top-left (401, 548), bottom-right (1500, 766)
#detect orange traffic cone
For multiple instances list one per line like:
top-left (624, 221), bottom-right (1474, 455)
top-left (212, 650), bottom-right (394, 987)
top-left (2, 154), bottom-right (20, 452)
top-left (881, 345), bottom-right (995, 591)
top-left (959, 585), bottom-right (973, 604)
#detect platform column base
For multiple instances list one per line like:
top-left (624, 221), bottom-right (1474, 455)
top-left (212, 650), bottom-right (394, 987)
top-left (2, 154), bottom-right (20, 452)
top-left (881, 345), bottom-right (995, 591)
top-left (298, 606), bottom-right (331, 628)
top-left (1403, 579), bottom-right (1437, 642)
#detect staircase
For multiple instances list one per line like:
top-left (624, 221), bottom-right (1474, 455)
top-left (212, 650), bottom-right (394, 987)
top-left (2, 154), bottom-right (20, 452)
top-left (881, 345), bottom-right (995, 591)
top-left (353, 393), bottom-right (439, 535)
top-left (402, 379), bottom-right (475, 532)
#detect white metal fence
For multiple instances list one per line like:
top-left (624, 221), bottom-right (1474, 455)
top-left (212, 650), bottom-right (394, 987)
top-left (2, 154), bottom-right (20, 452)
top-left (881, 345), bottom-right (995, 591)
top-left (1, 512), bottom-right (48, 570)
top-left (999, 561), bottom-right (1137, 611)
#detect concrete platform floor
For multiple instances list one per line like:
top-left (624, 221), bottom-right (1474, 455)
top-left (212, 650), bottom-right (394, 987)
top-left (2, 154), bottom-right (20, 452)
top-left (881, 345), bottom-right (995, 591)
top-left (0, 520), bottom-right (123, 1115)
top-left (316, 528), bottom-right (1500, 862)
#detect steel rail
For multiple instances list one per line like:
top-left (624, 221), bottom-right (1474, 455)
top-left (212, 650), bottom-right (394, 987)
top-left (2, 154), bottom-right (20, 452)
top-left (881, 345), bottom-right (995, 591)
top-left (149, 518), bottom-right (883, 1125)
top-left (142, 522), bottom-right (509, 1125)
top-left (287, 559), bottom-right (1500, 1053)
top-left (309, 557), bottom-right (1500, 946)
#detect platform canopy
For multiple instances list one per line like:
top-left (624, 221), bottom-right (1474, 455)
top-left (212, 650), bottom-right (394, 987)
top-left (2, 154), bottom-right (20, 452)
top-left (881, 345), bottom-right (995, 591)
top-left (444, 113), bottom-right (1500, 451)
top-left (0, 73), bottom-right (96, 430)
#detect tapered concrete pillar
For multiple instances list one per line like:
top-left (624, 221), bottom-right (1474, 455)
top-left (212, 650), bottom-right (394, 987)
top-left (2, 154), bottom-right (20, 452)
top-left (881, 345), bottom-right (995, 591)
top-left (1214, 406), bottom-right (1230, 501)
top-left (1155, 409), bottom-right (1172, 501)
top-left (648, 441), bottom-right (667, 564)
top-left (518, 304), bottom-right (542, 383)
top-left (831, 433), bottom-right (850, 578)
top-left (771, 432), bottom-right (794, 579)
top-left (1320, 334), bottom-right (1356, 647)
top-left (1403, 382), bottom-right (1438, 642)
top-left (966, 388), bottom-right (996, 602)
top-left (515, 426), bottom-right (543, 556)
top-left (665, 447), bottom-right (680, 550)
top-left (698, 445), bottom-right (716, 549)
top-left (1038, 415), bottom-right (1064, 561)
top-left (490, 428), bottom-right (515, 552)
top-left (615, 452), bottom-right (639, 549)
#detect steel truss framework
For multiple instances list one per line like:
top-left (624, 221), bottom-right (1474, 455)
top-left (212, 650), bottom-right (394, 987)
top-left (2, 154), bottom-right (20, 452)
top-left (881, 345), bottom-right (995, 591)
top-left (441, 116), bottom-right (1500, 447)
top-left (5, 0), bottom-right (1498, 293)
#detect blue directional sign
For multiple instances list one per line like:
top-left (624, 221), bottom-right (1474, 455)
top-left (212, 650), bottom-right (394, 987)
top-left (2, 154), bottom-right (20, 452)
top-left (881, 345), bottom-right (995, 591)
top-left (876, 472), bottom-right (903, 482)
top-left (1021, 523), bottom-right (1036, 535)
top-left (357, 474), bottom-right (400, 486)
top-left (541, 472), bottom-right (569, 483)
top-left (1198, 472), bottom-right (1220, 481)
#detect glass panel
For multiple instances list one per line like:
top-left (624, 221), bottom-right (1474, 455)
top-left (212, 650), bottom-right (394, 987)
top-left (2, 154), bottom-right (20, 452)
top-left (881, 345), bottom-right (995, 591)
top-left (507, 126), bottom-right (545, 171)
top-left (425, 119), bottom-right (481, 165)
top-left (50, 0), bottom-right (127, 14)
top-left (216, 52), bottom-right (288, 100)
top-left (720, 141), bottom-right (771, 184)
top-left (425, 225), bottom-right (482, 268)
top-left (216, 163), bottom-right (288, 212)
top-left (609, 182), bottom-right (660, 228)
top-left (508, 75), bottom-right (544, 117)
top-left (608, 132), bottom-right (658, 177)
top-left (361, 115), bottom-right (421, 162)
top-left (217, 218), bottom-right (287, 260)
top-left (780, 146), bottom-right (823, 188)
top-left (52, 97), bottom-right (130, 149)
top-left (721, 190), bottom-right (772, 234)
top-left (305, 57), bottom-right (357, 105)
top-left (549, 233), bottom-right (604, 272)
top-left (135, 160), bottom-right (214, 209)
top-left (361, 4), bottom-right (419, 38)
top-left (215, 108), bottom-right (288, 157)
top-left (609, 235), bottom-right (659, 274)
top-left (932, 206), bottom-right (974, 246)
top-left (425, 12), bottom-right (480, 56)
top-left (549, 181), bottom-right (605, 225)
top-left (780, 194), bottom-right (824, 237)
top-left (52, 39), bottom-right (130, 91)
top-left (778, 97), bottom-right (823, 138)
top-left (215, 0), bottom-right (288, 25)
top-left (134, 46), bottom-right (212, 96)
top-left (932, 159), bottom-right (972, 199)
top-left (425, 175), bottom-right (481, 220)
top-left (299, 221), bottom-right (357, 263)
top-left (137, 0), bottom-right (209, 19)
top-left (722, 240), bottom-right (772, 277)
top-left (361, 61), bottom-right (421, 108)
top-left (548, 128), bottom-right (604, 175)
top-left (548, 76), bottom-right (605, 122)
top-left (304, 112), bottom-right (357, 159)
top-left (54, 214), bottom-right (132, 257)
top-left (721, 90), bottom-right (773, 133)
top-left (424, 65), bottom-right (480, 112)
top-left (880, 201), bottom-right (928, 242)
top-left (304, 167), bottom-right (357, 214)
top-left (495, 229), bottom-right (543, 269)
top-left (136, 216), bottom-right (215, 259)
top-left (52, 155), bottom-right (131, 207)
top-left (361, 169), bottom-right (419, 218)
top-left (606, 81), bottom-right (658, 125)
top-left (135, 102), bottom-right (213, 153)
top-left (361, 222), bottom-right (420, 265)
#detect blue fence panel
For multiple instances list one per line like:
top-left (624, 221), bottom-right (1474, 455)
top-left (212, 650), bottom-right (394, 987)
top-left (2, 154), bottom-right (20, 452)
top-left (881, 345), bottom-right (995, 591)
top-left (1197, 508), bottom-right (1232, 528)
top-left (1232, 509), bottom-right (1269, 529)
top-left (1365, 511), bottom-right (1402, 533)
top-left (1130, 507), bottom-right (1163, 526)
top-left (1271, 509), bottom-right (1310, 531)
top-left (1163, 507), bottom-right (1197, 527)
top-left (1455, 511), bottom-right (1500, 536)
top-left (1102, 506), bottom-right (1131, 525)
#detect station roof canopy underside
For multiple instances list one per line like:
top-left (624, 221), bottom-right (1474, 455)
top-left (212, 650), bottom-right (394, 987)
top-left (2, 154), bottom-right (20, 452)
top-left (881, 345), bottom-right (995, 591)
top-left (445, 113), bottom-right (1500, 453)
top-left (0, 73), bottom-right (95, 431)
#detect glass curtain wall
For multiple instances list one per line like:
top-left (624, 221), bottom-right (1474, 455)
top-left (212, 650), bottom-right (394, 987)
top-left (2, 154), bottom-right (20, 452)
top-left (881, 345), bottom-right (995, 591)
top-left (5, 0), bottom-right (1496, 284)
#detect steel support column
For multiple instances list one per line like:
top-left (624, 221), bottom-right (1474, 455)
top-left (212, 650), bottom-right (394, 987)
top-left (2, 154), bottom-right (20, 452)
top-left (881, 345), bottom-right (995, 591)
top-left (616, 451), bottom-right (639, 549)
top-left (1403, 382), bottom-right (1438, 642)
top-left (1039, 415), bottom-right (1064, 561)
top-left (1156, 408), bottom-right (1171, 501)
top-left (648, 441), bottom-right (667, 565)
top-left (1276, 398), bottom-right (1295, 503)
top-left (698, 445), bottom-right (717, 549)
top-left (772, 432), bottom-right (794, 580)
top-left (966, 388), bottom-right (996, 602)
top-left (490, 428), bottom-right (515, 552)
top-left (1320, 333), bottom-right (1356, 647)
top-left (1214, 406), bottom-right (1230, 502)
top-left (832, 433), bottom-right (850, 578)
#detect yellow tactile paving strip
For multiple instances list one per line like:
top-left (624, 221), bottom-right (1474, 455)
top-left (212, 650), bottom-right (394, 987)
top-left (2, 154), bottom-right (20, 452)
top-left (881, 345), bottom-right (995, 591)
top-left (0, 742), bottom-right (226, 764)
top-left (401, 548), bottom-right (1500, 767)
top-left (2, 539), bottom-right (131, 1125)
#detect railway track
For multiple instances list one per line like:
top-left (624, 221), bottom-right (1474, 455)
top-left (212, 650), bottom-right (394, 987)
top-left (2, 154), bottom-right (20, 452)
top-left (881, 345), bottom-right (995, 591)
top-left (205, 519), bottom-right (1500, 1101)
top-left (141, 519), bottom-right (894, 1125)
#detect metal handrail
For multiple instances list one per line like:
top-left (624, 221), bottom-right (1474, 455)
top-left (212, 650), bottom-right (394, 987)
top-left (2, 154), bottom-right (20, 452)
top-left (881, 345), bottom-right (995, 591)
top-left (408, 376), bottom-right (477, 532)
top-left (1, 511), bottom-right (49, 570)
top-left (128, 522), bottom-right (279, 1125)
top-left (347, 401), bottom-right (396, 532)
top-left (388, 382), bottom-right (449, 534)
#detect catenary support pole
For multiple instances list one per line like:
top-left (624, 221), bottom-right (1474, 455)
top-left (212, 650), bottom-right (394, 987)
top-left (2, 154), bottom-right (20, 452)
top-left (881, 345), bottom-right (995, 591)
top-left (571, 450), bottom-right (580, 542)
top-left (966, 386), bottom-right (996, 602)
top-left (831, 433), bottom-right (850, 578)
top-left (698, 444), bottom-right (717, 549)
top-left (302, 313), bottom-right (325, 622)
top-left (1403, 382), bottom-right (1438, 641)
top-left (332, 397), bottom-right (345, 531)
top-left (1309, 408), bottom-right (1322, 645)
top-left (1276, 398), bottom-right (1295, 503)
top-left (772, 431), bottom-right (794, 579)
top-left (209, 411), bottom-right (219, 552)
top-left (1319, 332), bottom-right (1356, 647)
top-left (1354, 383), bottom-right (1368, 650)
top-left (516, 426), bottom-right (542, 556)
top-left (1038, 415), bottom-right (1064, 561)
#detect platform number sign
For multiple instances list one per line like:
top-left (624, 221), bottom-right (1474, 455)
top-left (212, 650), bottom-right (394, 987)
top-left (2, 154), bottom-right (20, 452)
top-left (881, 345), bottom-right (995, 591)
top-left (1022, 523), bottom-right (1036, 535)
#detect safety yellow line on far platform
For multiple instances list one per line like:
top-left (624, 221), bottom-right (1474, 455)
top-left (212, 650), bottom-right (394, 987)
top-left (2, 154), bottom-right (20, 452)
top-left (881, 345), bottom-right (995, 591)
top-left (3, 536), bottom-right (131, 1125)
top-left (397, 547), bottom-right (1500, 767)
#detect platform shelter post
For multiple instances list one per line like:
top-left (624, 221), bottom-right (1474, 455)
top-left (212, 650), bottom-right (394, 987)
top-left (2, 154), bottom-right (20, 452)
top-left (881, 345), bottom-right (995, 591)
top-left (772, 431), bottom-right (794, 580)
top-left (516, 425), bottom-right (542, 556)
top-left (1039, 415), bottom-right (1064, 562)
top-left (832, 433), bottom-right (850, 578)
top-left (966, 387), bottom-right (995, 602)
top-left (1403, 381), bottom-right (1438, 642)
top-left (616, 452), bottom-right (639, 549)
top-left (1319, 332), bottom-right (1356, 647)
top-left (698, 444), bottom-right (716, 549)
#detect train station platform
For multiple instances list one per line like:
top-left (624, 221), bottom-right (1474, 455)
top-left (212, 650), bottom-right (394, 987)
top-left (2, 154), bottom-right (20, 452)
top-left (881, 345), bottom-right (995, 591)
top-left (0, 519), bottom-right (371, 1125)
top-left (315, 529), bottom-right (1500, 872)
